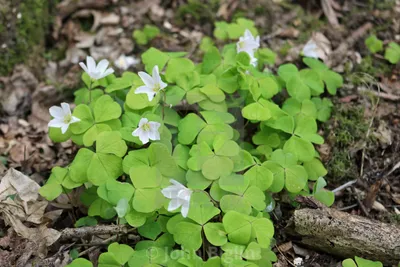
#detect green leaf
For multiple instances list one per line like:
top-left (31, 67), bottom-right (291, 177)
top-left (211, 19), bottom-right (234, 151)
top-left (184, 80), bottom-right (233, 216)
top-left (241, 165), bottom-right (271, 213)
top-left (87, 153), bottom-right (123, 185)
top-left (93, 95), bottom-right (122, 123)
top-left (148, 143), bottom-right (180, 177)
top-left (97, 180), bottom-right (134, 205)
top-left (243, 242), bottom-right (262, 260)
top-left (294, 117), bottom-right (324, 144)
top-left (172, 221), bottom-right (203, 250)
top-left (70, 104), bottom-right (94, 134)
top-left (98, 252), bottom-right (120, 267)
top-left (223, 211), bottom-right (252, 245)
top-left (186, 170), bottom-right (212, 190)
top-left (165, 58), bottom-right (195, 83)
top-left (365, 35), bottom-right (383, 53)
top-left (200, 84), bottom-right (226, 103)
top-left (285, 165), bottom-right (308, 193)
top-left (138, 221), bottom-right (162, 240)
top-left (342, 259), bottom-right (357, 267)
top-left (96, 131), bottom-right (127, 157)
top-left (312, 97), bottom-right (333, 122)
top-left (178, 114), bottom-right (207, 145)
top-left (355, 256), bottom-right (383, 267)
top-left (236, 52), bottom-right (251, 68)
top-left (142, 48), bottom-right (170, 73)
top-left (130, 165), bottom-right (162, 189)
top-left (66, 258), bottom-right (93, 267)
top-left (202, 156), bottom-right (234, 180)
top-left (202, 46), bottom-right (221, 74)
top-left (129, 247), bottom-right (169, 266)
top-left (74, 216), bottom-right (97, 227)
top-left (126, 86), bottom-right (157, 110)
top-left (384, 42), bottom-right (400, 64)
top-left (219, 174), bottom-right (249, 195)
top-left (108, 242), bottom-right (135, 265)
top-left (204, 222), bottom-right (227, 246)
top-left (220, 194), bottom-right (252, 215)
top-left (187, 192), bottom-right (220, 225)
top-left (213, 136), bottom-right (240, 157)
top-left (49, 127), bottom-right (72, 143)
top-left (173, 144), bottom-right (190, 170)
top-left (39, 183), bottom-right (63, 201)
top-left (125, 210), bottom-right (147, 227)
top-left (283, 136), bottom-right (315, 162)
top-left (313, 177), bottom-right (335, 207)
top-left (132, 188), bottom-right (165, 213)
top-left (244, 164), bottom-right (273, 191)
top-left (69, 148), bottom-right (94, 183)
top-left (242, 101), bottom-right (271, 121)
top-left (304, 158), bottom-right (327, 181)
top-left (123, 149), bottom-right (149, 174)
top-left (88, 198), bottom-right (116, 219)
top-left (82, 124), bottom-right (112, 147)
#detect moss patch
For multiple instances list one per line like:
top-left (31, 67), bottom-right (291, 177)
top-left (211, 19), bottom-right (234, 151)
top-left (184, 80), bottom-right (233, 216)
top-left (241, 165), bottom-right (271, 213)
top-left (0, 0), bottom-right (53, 75)
top-left (325, 104), bottom-right (369, 182)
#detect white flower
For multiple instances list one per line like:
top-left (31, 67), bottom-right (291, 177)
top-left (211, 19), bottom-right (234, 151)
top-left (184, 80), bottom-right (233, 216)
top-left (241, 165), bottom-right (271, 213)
top-left (237, 29), bottom-right (260, 53)
top-left (302, 33), bottom-right (332, 61)
top-left (48, 103), bottom-right (80, 134)
top-left (114, 54), bottom-right (140, 70)
top-left (161, 179), bottom-right (192, 218)
top-left (132, 118), bottom-right (161, 145)
top-left (294, 257), bottom-right (303, 266)
top-left (79, 56), bottom-right (114, 80)
top-left (237, 29), bottom-right (260, 67)
top-left (135, 65), bottom-right (167, 101)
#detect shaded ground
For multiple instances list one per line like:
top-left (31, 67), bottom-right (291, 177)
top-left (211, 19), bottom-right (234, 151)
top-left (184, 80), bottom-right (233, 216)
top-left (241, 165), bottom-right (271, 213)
top-left (0, 0), bottom-right (399, 266)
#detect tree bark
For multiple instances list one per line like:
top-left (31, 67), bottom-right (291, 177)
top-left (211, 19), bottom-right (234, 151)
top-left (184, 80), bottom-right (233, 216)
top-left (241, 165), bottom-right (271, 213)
top-left (286, 208), bottom-right (400, 265)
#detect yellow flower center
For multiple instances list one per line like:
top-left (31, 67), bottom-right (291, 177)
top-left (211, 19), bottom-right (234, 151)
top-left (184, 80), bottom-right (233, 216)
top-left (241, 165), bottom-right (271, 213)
top-left (153, 84), bottom-right (160, 92)
top-left (142, 123), bottom-right (151, 131)
top-left (63, 114), bottom-right (72, 124)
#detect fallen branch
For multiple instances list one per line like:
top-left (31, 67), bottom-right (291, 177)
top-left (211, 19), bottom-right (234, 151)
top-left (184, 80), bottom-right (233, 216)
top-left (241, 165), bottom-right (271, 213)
top-left (286, 207), bottom-right (400, 265)
top-left (328, 22), bottom-right (373, 67)
top-left (58, 225), bottom-right (131, 241)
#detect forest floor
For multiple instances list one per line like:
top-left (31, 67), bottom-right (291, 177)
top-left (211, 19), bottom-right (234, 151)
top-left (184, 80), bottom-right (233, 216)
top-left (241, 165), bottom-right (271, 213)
top-left (0, 0), bottom-right (399, 266)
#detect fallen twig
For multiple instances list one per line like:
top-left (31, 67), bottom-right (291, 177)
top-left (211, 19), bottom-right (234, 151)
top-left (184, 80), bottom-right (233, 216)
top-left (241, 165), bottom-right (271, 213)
top-left (358, 87), bottom-right (400, 101)
top-left (328, 22), bottom-right (373, 67)
top-left (59, 225), bottom-right (131, 241)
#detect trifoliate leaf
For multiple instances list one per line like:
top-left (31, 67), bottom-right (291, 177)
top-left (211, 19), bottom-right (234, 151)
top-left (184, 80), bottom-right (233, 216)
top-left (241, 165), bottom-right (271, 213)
top-left (187, 192), bottom-right (220, 225)
top-left (87, 153), bottom-right (123, 185)
top-left (365, 35), bottom-right (383, 53)
top-left (88, 198), bottom-right (116, 219)
top-left (93, 95), bottom-right (122, 123)
top-left (178, 114), bottom-right (207, 145)
top-left (384, 42), bottom-right (400, 64)
top-left (173, 221), bottom-right (203, 250)
top-left (204, 222), bottom-right (227, 246)
top-left (97, 180), bottom-right (134, 205)
top-left (96, 131), bottom-right (127, 157)
top-left (108, 242), bottom-right (135, 265)
top-left (66, 258), bottom-right (93, 267)
top-left (70, 104), bottom-right (94, 134)
top-left (132, 188), bottom-right (165, 213)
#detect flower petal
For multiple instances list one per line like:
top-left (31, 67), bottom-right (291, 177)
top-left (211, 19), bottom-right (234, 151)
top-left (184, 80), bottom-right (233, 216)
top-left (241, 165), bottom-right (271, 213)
top-left (99, 68), bottom-right (114, 79)
top-left (60, 103), bottom-right (71, 116)
top-left (169, 179), bottom-right (186, 189)
top-left (152, 65), bottom-right (161, 84)
top-left (79, 62), bottom-right (89, 73)
top-left (96, 59), bottom-right (110, 73)
top-left (180, 202), bottom-right (190, 218)
top-left (168, 198), bottom-right (183, 212)
top-left (138, 118), bottom-right (149, 127)
top-left (138, 71), bottom-right (155, 88)
top-left (61, 124), bottom-right (69, 134)
top-left (70, 116), bottom-right (81, 123)
top-left (48, 118), bottom-right (65, 128)
top-left (135, 86), bottom-right (155, 101)
top-left (49, 106), bottom-right (65, 118)
top-left (86, 56), bottom-right (96, 72)
top-left (161, 186), bottom-right (181, 199)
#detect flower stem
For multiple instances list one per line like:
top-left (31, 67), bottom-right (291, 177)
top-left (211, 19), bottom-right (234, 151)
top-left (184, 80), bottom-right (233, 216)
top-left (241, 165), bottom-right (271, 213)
top-left (162, 91), bottom-right (167, 120)
top-left (88, 80), bottom-right (93, 104)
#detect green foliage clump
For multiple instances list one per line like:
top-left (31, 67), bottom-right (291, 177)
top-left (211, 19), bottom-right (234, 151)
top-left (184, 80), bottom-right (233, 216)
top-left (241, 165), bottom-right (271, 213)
top-left (42, 20), bottom-right (343, 266)
top-left (133, 25), bottom-right (160, 45)
top-left (342, 256), bottom-right (383, 267)
top-left (364, 35), bottom-right (400, 65)
top-left (384, 42), bottom-right (400, 64)
top-left (365, 35), bottom-right (383, 53)
top-left (214, 18), bottom-right (258, 40)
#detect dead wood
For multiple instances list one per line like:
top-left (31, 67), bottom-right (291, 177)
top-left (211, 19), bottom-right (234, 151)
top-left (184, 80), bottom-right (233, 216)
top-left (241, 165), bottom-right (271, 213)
top-left (286, 207), bottom-right (400, 265)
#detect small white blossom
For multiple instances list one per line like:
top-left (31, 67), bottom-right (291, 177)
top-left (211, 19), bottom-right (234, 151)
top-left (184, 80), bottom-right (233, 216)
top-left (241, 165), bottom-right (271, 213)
top-left (135, 65), bottom-right (167, 101)
top-left (302, 33), bottom-right (332, 61)
top-left (114, 54), bottom-right (140, 70)
top-left (294, 257), bottom-right (303, 266)
top-left (132, 118), bottom-right (161, 145)
top-left (48, 103), bottom-right (80, 134)
top-left (237, 29), bottom-right (260, 67)
top-left (161, 179), bottom-right (192, 218)
top-left (79, 56), bottom-right (114, 80)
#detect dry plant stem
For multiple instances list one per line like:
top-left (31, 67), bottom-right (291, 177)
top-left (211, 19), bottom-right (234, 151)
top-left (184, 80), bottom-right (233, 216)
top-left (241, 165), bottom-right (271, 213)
top-left (329, 22), bottom-right (373, 67)
top-left (59, 225), bottom-right (131, 241)
top-left (351, 186), bottom-right (369, 216)
top-left (275, 244), bottom-right (295, 267)
top-left (321, 0), bottom-right (339, 27)
top-left (332, 179), bottom-right (357, 195)
top-left (287, 208), bottom-right (400, 265)
top-left (78, 228), bottom-right (139, 257)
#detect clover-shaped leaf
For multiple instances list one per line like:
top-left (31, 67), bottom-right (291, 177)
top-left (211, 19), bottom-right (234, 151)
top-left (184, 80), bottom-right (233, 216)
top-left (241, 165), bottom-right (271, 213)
top-left (204, 222), bottom-right (227, 246)
top-left (264, 149), bottom-right (308, 193)
top-left (97, 180), bottom-right (134, 206)
top-left (96, 131), bottom-right (127, 157)
top-left (384, 42), bottom-right (400, 64)
top-left (187, 192), bottom-right (220, 225)
top-left (66, 258), bottom-right (93, 267)
top-left (93, 95), bottom-right (122, 123)
top-left (304, 158), bottom-right (327, 181)
top-left (313, 177), bottom-right (334, 207)
top-left (107, 242), bottom-right (134, 265)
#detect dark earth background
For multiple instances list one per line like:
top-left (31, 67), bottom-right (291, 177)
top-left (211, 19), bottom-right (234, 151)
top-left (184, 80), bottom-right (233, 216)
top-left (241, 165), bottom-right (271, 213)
top-left (0, 0), bottom-right (399, 266)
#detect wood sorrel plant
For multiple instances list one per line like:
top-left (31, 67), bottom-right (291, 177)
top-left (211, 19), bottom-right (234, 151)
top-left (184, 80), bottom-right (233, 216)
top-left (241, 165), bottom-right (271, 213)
top-left (42, 18), bottom-right (342, 267)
